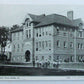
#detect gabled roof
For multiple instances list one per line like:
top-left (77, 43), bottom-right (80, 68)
top-left (28, 13), bottom-right (45, 23)
top-left (34, 14), bottom-right (77, 28)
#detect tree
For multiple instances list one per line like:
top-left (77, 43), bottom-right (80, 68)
top-left (0, 26), bottom-right (8, 56)
top-left (11, 24), bottom-right (19, 30)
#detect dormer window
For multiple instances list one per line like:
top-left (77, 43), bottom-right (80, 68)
top-left (25, 18), bottom-right (31, 27)
top-left (29, 23), bottom-right (31, 26)
top-left (27, 23), bottom-right (28, 27)
top-left (25, 18), bottom-right (29, 22)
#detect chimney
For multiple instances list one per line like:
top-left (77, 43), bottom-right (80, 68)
top-left (67, 11), bottom-right (73, 20)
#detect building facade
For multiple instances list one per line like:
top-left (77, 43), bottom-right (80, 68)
top-left (11, 11), bottom-right (84, 68)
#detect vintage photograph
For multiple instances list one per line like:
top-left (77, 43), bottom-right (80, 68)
top-left (0, 3), bottom-right (84, 77)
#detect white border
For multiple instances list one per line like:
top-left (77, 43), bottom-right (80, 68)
top-left (0, 76), bottom-right (84, 80)
top-left (0, 0), bottom-right (84, 5)
top-left (0, 0), bottom-right (84, 80)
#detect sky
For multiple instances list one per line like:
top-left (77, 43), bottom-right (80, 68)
top-left (0, 0), bottom-right (84, 27)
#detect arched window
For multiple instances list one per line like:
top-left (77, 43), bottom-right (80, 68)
top-left (25, 18), bottom-right (31, 27)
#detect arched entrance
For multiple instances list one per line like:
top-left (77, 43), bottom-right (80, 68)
top-left (25, 50), bottom-right (30, 62)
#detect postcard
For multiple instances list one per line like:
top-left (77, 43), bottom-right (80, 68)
top-left (0, 0), bottom-right (84, 80)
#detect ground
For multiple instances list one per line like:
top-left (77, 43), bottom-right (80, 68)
top-left (0, 64), bottom-right (84, 76)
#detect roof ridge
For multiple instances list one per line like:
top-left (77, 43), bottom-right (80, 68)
top-left (28, 13), bottom-right (45, 17)
top-left (47, 13), bottom-right (66, 18)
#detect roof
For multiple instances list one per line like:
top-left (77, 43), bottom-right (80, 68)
top-left (28, 13), bottom-right (45, 23)
top-left (73, 18), bottom-right (83, 26)
top-left (11, 26), bottom-right (23, 33)
top-left (11, 13), bottom-right (79, 33)
top-left (34, 14), bottom-right (77, 28)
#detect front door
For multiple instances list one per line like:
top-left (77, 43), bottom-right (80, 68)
top-left (25, 50), bottom-right (30, 62)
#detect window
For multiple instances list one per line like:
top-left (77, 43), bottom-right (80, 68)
top-left (36, 56), bottom-right (38, 61)
top-left (57, 56), bottom-right (59, 61)
top-left (64, 27), bottom-right (66, 31)
top-left (49, 56), bottom-right (51, 60)
top-left (64, 32), bottom-right (66, 36)
top-left (29, 23), bottom-right (31, 26)
top-left (78, 43), bottom-right (80, 49)
top-left (70, 56), bottom-right (73, 62)
top-left (46, 31), bottom-right (48, 35)
top-left (18, 32), bottom-right (19, 40)
top-left (81, 43), bottom-right (83, 49)
top-left (22, 44), bottom-right (24, 51)
top-left (70, 42), bottom-right (73, 48)
top-left (39, 28), bottom-right (41, 37)
top-left (70, 33), bottom-right (73, 37)
top-left (42, 41), bottom-right (44, 49)
top-left (42, 28), bottom-right (44, 36)
top-left (49, 40), bottom-right (51, 50)
top-left (29, 30), bottom-right (31, 38)
top-left (27, 22), bottom-right (28, 27)
top-left (42, 32), bottom-right (44, 36)
top-left (78, 56), bottom-right (82, 62)
top-left (57, 40), bottom-right (60, 47)
top-left (14, 33), bottom-right (16, 40)
top-left (36, 42), bottom-right (38, 51)
top-left (70, 28), bottom-right (72, 32)
top-left (8, 45), bottom-right (10, 48)
top-left (17, 44), bottom-right (19, 52)
top-left (14, 33), bottom-right (16, 37)
top-left (25, 18), bottom-right (31, 27)
top-left (26, 30), bottom-right (28, 39)
top-left (39, 28), bottom-right (41, 33)
top-left (45, 41), bottom-right (48, 47)
top-left (22, 31), bottom-right (24, 39)
top-left (39, 41), bottom-right (41, 48)
top-left (79, 23), bottom-right (83, 27)
top-left (49, 40), bottom-right (51, 47)
top-left (13, 45), bottom-right (15, 52)
top-left (42, 56), bottom-right (44, 60)
top-left (79, 31), bottom-right (83, 37)
top-left (36, 29), bottom-right (38, 37)
top-left (64, 41), bottom-right (67, 48)
top-left (57, 27), bottom-right (59, 34)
